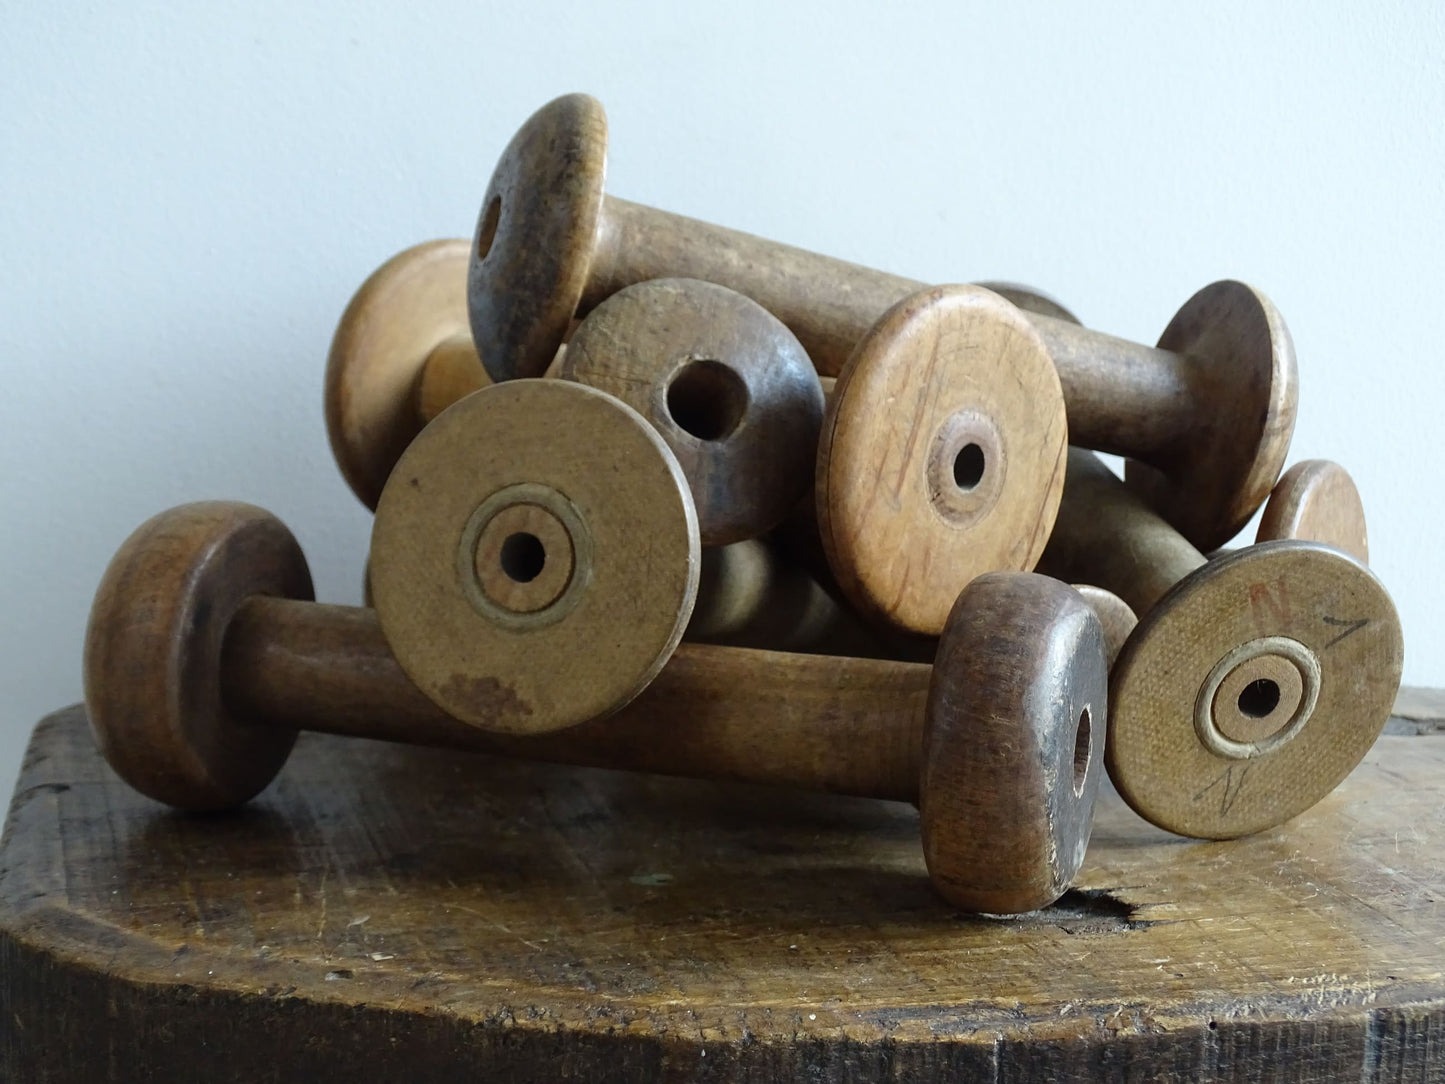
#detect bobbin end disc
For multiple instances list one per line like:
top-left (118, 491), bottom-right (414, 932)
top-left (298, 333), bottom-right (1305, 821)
top-left (559, 278), bottom-right (824, 546)
top-left (1108, 540), bottom-right (1402, 839)
top-left (83, 502), bottom-right (312, 811)
top-left (818, 285), bottom-right (1068, 634)
top-left (1257, 459), bottom-right (1369, 562)
top-left (325, 239), bottom-right (478, 510)
top-left (1125, 280), bottom-right (1298, 552)
top-left (920, 573), bottom-right (1108, 915)
top-left (973, 281), bottom-right (1081, 325)
top-left (468, 93), bottom-right (608, 383)
top-left (370, 379), bottom-right (701, 735)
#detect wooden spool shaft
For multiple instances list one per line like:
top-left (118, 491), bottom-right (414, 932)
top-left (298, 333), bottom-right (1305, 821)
top-left (1041, 450), bottom-right (1206, 615)
top-left (573, 197), bottom-right (1203, 459)
top-left (413, 334), bottom-right (488, 424)
top-left (225, 597), bottom-right (926, 801)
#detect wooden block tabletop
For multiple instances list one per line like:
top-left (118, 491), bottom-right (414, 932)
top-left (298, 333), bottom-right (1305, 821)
top-left (2, 695), bottom-right (1443, 1081)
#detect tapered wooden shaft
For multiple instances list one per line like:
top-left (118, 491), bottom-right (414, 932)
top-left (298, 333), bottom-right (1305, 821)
top-left (1039, 449), bottom-right (1207, 615)
top-left (581, 199), bottom-right (1212, 467)
top-left (582, 196), bottom-right (918, 378)
top-left (224, 597), bottom-right (926, 801)
top-left (414, 334), bottom-right (487, 424)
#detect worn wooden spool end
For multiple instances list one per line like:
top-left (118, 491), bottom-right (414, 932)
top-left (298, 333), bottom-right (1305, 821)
top-left (324, 240), bottom-right (487, 509)
top-left (1257, 458), bottom-right (1369, 561)
top-left (556, 278), bottom-right (824, 546)
top-left (818, 286), bottom-right (1067, 634)
top-left (4, 696), bottom-right (1444, 1081)
top-left (370, 379), bottom-right (700, 733)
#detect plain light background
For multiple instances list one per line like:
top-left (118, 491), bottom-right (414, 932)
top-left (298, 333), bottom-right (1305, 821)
top-left (2, 3), bottom-right (1442, 800)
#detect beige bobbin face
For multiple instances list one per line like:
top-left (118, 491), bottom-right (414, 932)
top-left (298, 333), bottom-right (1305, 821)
top-left (370, 380), bottom-right (700, 735)
top-left (817, 285), bottom-right (1068, 635)
top-left (1108, 540), bottom-right (1402, 839)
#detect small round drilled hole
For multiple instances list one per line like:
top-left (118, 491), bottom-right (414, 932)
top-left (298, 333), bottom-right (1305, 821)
top-left (1237, 678), bottom-right (1281, 719)
top-left (476, 196), bottom-right (501, 262)
top-left (499, 532), bottom-right (545, 584)
top-left (665, 359), bottom-right (749, 441)
top-left (1072, 706), bottom-right (1092, 798)
top-left (953, 443), bottom-right (985, 490)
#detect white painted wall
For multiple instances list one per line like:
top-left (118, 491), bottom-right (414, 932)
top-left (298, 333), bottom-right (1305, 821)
top-left (2, 2), bottom-right (1442, 796)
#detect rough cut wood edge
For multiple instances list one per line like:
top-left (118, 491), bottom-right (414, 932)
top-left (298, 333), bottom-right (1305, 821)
top-left (1, 697), bottom-right (1442, 1082)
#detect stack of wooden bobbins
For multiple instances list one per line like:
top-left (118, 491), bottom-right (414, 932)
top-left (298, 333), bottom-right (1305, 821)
top-left (82, 93), bottom-right (1403, 918)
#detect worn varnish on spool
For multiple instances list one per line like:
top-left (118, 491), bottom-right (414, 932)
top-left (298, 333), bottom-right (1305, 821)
top-left (3, 697), bottom-right (1444, 1081)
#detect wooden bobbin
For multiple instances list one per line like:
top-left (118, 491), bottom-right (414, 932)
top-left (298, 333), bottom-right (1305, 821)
top-left (325, 240), bottom-right (489, 510)
top-left (555, 278), bottom-right (824, 545)
top-left (974, 281), bottom-right (1080, 324)
top-left (1256, 459), bottom-right (1369, 561)
top-left (83, 508), bottom-right (1107, 914)
top-left (1039, 449), bottom-right (1403, 839)
top-left (369, 380), bottom-right (701, 734)
top-left (469, 95), bottom-right (1293, 550)
top-left (818, 286), bottom-right (1068, 634)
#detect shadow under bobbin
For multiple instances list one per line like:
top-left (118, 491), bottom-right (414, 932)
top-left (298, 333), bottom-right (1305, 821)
top-left (84, 501), bottom-right (1108, 915)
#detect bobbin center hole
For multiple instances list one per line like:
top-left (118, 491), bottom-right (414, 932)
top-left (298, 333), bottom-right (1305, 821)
top-left (476, 195), bottom-right (501, 262)
top-left (1072, 706), bottom-right (1091, 798)
top-left (1237, 678), bottom-right (1281, 719)
top-left (953, 443), bottom-right (986, 490)
top-left (499, 532), bottom-right (546, 584)
top-left (666, 359), bottom-right (748, 441)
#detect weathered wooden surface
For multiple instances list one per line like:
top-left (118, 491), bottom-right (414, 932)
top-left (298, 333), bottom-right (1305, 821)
top-left (3, 700), bottom-right (1444, 1082)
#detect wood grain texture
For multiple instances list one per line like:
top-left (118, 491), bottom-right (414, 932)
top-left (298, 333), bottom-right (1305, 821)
top-left (3, 700), bottom-right (1444, 1081)
top-left (817, 286), bottom-right (1067, 634)
top-left (1256, 459), bottom-right (1369, 562)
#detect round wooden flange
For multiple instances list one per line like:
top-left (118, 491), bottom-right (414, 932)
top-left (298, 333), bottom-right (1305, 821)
top-left (817, 285), bottom-right (1068, 634)
top-left (82, 502), bottom-right (312, 811)
top-left (1124, 280), bottom-right (1297, 552)
top-left (325, 239), bottom-right (478, 510)
top-left (921, 572), bottom-right (1108, 914)
top-left (1108, 540), bottom-right (1402, 839)
top-left (557, 278), bottom-right (824, 546)
top-left (1257, 459), bottom-right (1369, 562)
top-left (468, 93), bottom-right (608, 382)
top-left (974, 281), bottom-right (1080, 324)
top-left (370, 379), bottom-right (700, 734)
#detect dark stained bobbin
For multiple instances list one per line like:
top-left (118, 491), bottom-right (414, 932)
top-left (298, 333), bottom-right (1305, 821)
top-left (84, 503), bottom-right (1107, 914)
top-left (555, 278), bottom-right (824, 546)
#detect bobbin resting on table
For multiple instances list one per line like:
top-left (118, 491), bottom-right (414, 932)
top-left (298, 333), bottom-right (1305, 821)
top-left (1038, 448), bottom-right (1402, 839)
top-left (84, 501), bottom-right (1109, 915)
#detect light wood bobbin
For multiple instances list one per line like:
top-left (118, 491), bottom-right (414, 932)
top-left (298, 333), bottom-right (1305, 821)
top-left (83, 502), bottom-right (1107, 913)
top-left (369, 379), bottom-right (700, 733)
top-left (1256, 458), bottom-right (1369, 561)
top-left (818, 286), bottom-right (1067, 634)
top-left (555, 278), bottom-right (824, 546)
top-left (1040, 449), bottom-right (1403, 839)
top-left (325, 240), bottom-right (489, 510)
